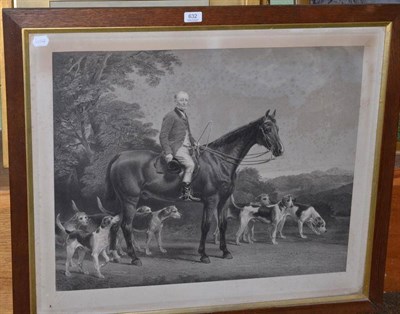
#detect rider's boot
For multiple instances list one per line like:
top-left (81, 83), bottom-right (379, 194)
top-left (180, 182), bottom-right (200, 201)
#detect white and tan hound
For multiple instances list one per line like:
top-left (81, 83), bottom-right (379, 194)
top-left (55, 200), bottom-right (89, 246)
top-left (278, 202), bottom-right (327, 239)
top-left (213, 193), bottom-right (271, 244)
top-left (130, 205), bottom-right (182, 256)
top-left (243, 193), bottom-right (271, 243)
top-left (57, 213), bottom-right (120, 278)
top-left (233, 195), bottom-right (293, 245)
top-left (96, 197), bottom-right (151, 258)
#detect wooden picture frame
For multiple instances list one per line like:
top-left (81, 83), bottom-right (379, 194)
top-left (12, 0), bottom-right (262, 8)
top-left (3, 5), bottom-right (399, 314)
top-left (0, 0), bottom-right (12, 168)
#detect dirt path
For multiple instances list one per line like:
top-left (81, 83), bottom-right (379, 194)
top-left (56, 220), bottom-right (349, 290)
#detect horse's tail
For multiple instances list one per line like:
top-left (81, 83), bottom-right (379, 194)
top-left (105, 153), bottom-right (120, 201)
top-left (230, 195), bottom-right (244, 210)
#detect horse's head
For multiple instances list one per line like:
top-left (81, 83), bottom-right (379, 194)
top-left (257, 109), bottom-right (283, 157)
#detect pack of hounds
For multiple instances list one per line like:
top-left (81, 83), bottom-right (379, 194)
top-left (56, 194), bottom-right (327, 278)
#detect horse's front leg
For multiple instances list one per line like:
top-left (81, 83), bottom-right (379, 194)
top-left (108, 216), bottom-right (122, 262)
top-left (198, 197), bottom-right (218, 264)
top-left (212, 209), bottom-right (220, 245)
top-left (120, 196), bottom-right (142, 266)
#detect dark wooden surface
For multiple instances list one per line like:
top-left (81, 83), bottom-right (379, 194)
top-left (3, 5), bottom-right (400, 313)
top-left (385, 169), bottom-right (400, 292)
top-left (3, 10), bottom-right (29, 314)
top-left (0, 133), bottom-right (11, 313)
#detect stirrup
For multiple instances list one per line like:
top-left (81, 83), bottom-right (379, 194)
top-left (180, 184), bottom-right (201, 202)
top-left (180, 194), bottom-right (201, 202)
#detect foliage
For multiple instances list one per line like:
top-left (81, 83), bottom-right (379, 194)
top-left (233, 167), bottom-right (277, 203)
top-left (53, 51), bottom-right (181, 199)
top-left (80, 99), bottom-right (161, 197)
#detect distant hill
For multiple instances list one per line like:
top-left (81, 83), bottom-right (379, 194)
top-left (295, 183), bottom-right (353, 217)
top-left (264, 168), bottom-right (354, 218)
top-left (265, 167), bottom-right (353, 198)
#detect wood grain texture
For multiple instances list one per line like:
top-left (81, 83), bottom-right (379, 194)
top-left (385, 169), bottom-right (400, 292)
top-left (2, 5), bottom-right (400, 313)
top-left (0, 189), bottom-right (12, 314)
top-left (3, 10), bottom-right (30, 314)
top-left (368, 15), bottom-right (400, 304)
top-left (0, 134), bottom-right (12, 314)
top-left (0, 0), bottom-right (12, 168)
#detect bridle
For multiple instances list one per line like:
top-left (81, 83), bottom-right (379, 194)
top-left (198, 124), bottom-right (277, 166)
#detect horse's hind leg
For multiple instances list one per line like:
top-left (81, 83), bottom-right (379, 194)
top-left (120, 196), bottom-right (142, 266)
top-left (219, 213), bottom-right (232, 258)
top-left (218, 198), bottom-right (232, 259)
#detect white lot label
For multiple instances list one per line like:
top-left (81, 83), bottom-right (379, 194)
top-left (32, 35), bottom-right (49, 47)
top-left (184, 12), bottom-right (202, 23)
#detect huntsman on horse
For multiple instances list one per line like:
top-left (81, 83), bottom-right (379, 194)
top-left (105, 109), bottom-right (283, 265)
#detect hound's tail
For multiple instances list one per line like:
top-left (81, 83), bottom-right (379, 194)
top-left (230, 195), bottom-right (244, 210)
top-left (97, 196), bottom-right (114, 215)
top-left (56, 214), bottom-right (71, 236)
top-left (105, 154), bottom-right (120, 201)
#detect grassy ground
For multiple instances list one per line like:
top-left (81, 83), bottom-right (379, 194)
top-left (56, 211), bottom-right (349, 291)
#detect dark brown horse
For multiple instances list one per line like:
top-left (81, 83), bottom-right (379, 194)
top-left (106, 110), bottom-right (283, 265)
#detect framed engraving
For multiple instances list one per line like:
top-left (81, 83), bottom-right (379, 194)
top-left (3, 5), bottom-right (399, 314)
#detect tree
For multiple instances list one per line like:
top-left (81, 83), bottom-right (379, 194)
top-left (53, 51), bottom-right (181, 200)
top-left (234, 167), bottom-right (276, 203)
top-left (80, 99), bottom-right (161, 197)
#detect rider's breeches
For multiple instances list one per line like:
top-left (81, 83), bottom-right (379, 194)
top-left (174, 146), bottom-right (195, 183)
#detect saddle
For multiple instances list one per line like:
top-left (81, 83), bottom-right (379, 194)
top-left (153, 154), bottom-right (200, 177)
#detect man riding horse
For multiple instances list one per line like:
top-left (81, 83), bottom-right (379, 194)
top-left (160, 91), bottom-right (198, 201)
top-left (106, 104), bottom-right (283, 265)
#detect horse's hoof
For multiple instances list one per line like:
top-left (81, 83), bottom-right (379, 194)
top-left (200, 256), bottom-right (211, 264)
top-left (112, 257), bottom-right (121, 263)
top-left (131, 258), bottom-right (142, 266)
top-left (223, 252), bottom-right (233, 259)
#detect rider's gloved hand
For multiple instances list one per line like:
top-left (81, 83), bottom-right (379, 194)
top-left (165, 154), bottom-right (173, 163)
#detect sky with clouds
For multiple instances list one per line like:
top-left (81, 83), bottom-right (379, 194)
top-left (117, 46), bottom-right (363, 179)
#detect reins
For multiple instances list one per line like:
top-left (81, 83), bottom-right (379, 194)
top-left (200, 146), bottom-right (274, 166)
top-left (196, 121), bottom-right (276, 166)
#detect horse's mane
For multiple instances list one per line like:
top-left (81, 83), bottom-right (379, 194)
top-left (208, 117), bottom-right (263, 149)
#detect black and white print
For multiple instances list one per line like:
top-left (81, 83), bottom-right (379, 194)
top-left (53, 46), bottom-right (362, 291)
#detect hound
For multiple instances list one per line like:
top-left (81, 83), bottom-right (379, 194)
top-left (213, 193), bottom-right (271, 244)
top-left (96, 197), bottom-right (151, 258)
top-left (130, 205), bottom-right (182, 256)
top-left (56, 213), bottom-right (120, 278)
top-left (233, 195), bottom-right (293, 245)
top-left (97, 196), bottom-right (151, 216)
top-left (243, 193), bottom-right (271, 243)
top-left (278, 202), bottom-right (327, 239)
top-left (55, 200), bottom-right (89, 246)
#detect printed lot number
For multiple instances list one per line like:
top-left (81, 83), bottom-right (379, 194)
top-left (184, 12), bottom-right (203, 23)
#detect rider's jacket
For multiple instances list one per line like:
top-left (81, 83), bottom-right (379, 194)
top-left (159, 107), bottom-right (195, 156)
